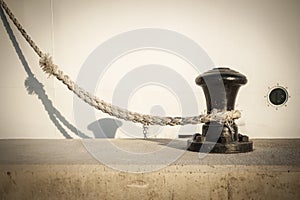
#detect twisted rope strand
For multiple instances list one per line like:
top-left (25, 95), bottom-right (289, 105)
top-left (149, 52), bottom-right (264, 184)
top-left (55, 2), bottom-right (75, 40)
top-left (0, 0), bottom-right (241, 126)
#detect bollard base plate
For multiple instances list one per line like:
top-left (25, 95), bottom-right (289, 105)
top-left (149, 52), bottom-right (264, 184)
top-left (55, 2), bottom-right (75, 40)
top-left (187, 140), bottom-right (253, 153)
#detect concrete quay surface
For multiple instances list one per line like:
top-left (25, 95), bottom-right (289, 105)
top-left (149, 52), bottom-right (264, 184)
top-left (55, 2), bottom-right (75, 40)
top-left (0, 139), bottom-right (299, 199)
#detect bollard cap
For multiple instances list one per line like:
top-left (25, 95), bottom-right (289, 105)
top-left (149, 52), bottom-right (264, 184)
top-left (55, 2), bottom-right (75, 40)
top-left (195, 67), bottom-right (247, 86)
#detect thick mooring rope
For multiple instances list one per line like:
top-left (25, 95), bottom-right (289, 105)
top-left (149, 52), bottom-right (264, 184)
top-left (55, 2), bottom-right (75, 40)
top-left (0, 0), bottom-right (241, 126)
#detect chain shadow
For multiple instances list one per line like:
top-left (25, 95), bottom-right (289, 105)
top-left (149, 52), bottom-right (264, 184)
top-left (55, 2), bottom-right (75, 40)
top-left (0, 6), bottom-right (90, 139)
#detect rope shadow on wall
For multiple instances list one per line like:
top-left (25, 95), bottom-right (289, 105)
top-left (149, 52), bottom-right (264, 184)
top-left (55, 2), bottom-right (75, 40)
top-left (0, 7), bottom-right (120, 139)
top-left (0, 7), bottom-right (121, 139)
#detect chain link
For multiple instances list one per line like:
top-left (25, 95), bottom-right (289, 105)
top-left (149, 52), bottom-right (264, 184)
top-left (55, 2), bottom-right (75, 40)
top-left (143, 124), bottom-right (149, 139)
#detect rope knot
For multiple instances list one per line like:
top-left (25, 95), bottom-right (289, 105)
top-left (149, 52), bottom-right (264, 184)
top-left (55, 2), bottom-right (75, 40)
top-left (39, 54), bottom-right (57, 77)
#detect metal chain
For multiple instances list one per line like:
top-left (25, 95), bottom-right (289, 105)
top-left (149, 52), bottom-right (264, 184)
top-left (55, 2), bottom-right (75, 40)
top-left (143, 124), bottom-right (149, 139)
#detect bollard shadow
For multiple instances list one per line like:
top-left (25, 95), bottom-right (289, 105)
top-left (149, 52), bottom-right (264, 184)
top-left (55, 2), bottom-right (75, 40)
top-left (0, 6), bottom-right (90, 139)
top-left (88, 118), bottom-right (122, 138)
top-left (145, 138), bottom-right (188, 151)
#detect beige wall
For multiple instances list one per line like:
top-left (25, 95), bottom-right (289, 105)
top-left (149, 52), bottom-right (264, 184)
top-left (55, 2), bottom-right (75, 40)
top-left (0, 0), bottom-right (299, 138)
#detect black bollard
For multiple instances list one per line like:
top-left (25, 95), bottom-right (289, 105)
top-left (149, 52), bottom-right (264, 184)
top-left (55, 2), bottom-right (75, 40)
top-left (187, 68), bottom-right (253, 153)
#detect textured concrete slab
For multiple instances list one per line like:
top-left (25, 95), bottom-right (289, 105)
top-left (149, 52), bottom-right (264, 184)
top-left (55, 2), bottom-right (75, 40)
top-left (0, 139), bottom-right (97, 164)
top-left (0, 139), bottom-right (299, 199)
top-left (0, 139), bottom-right (299, 165)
